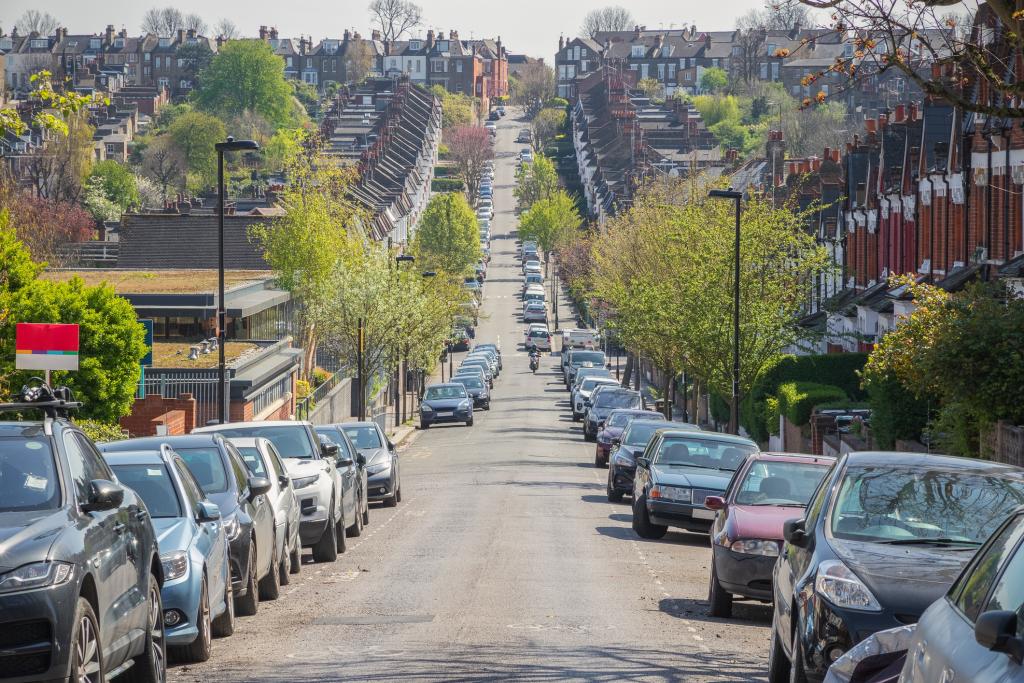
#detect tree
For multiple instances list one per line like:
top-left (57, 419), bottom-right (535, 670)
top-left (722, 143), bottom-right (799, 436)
top-left (368, 0), bottom-right (423, 42)
top-left (430, 85), bottom-right (476, 129)
top-left (445, 126), bottom-right (492, 199)
top-left (183, 13), bottom-right (208, 35)
top-left (82, 177), bottom-right (122, 223)
top-left (194, 40), bottom-right (296, 129)
top-left (518, 190), bottom-right (580, 254)
top-left (692, 94), bottom-right (742, 127)
top-left (511, 60), bottom-right (555, 105)
top-left (176, 41), bottom-right (214, 86)
top-left (142, 135), bottom-right (186, 201)
top-left (344, 40), bottom-right (375, 84)
top-left (166, 111), bottom-right (226, 189)
top-left (636, 78), bottom-right (666, 102)
top-left (215, 18), bottom-right (239, 39)
top-left (580, 6), bottom-right (635, 38)
top-left (141, 7), bottom-right (184, 35)
top-left (23, 110), bottom-right (94, 203)
top-left (15, 10), bottom-right (60, 36)
top-left (1, 70), bottom-right (100, 157)
top-left (531, 107), bottom-right (566, 152)
top-left (412, 193), bottom-right (480, 276)
top-left (514, 154), bottom-right (560, 210)
top-left (253, 162), bottom-right (363, 378)
top-left (89, 160), bottom-right (140, 212)
top-left (700, 67), bottom-right (729, 93)
top-left (0, 183), bottom-right (93, 265)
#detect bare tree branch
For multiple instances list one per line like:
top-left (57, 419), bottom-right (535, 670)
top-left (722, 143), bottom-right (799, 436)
top-left (367, 0), bottom-right (424, 43)
top-left (15, 10), bottom-right (60, 36)
top-left (580, 6), bottom-right (635, 38)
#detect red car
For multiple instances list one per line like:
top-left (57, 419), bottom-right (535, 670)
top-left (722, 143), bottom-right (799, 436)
top-left (704, 452), bottom-right (835, 618)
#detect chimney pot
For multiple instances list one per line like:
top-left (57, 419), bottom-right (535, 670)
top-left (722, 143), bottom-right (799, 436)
top-left (866, 118), bottom-right (877, 133)
top-left (895, 103), bottom-right (906, 122)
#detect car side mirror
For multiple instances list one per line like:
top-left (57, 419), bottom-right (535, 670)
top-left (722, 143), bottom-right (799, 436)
top-left (336, 454), bottom-right (354, 467)
top-left (636, 456), bottom-right (650, 469)
top-left (782, 518), bottom-right (808, 547)
top-left (248, 476), bottom-right (272, 500)
top-left (386, 439), bottom-right (396, 451)
top-left (356, 453), bottom-right (366, 466)
top-left (612, 438), bottom-right (621, 447)
top-left (321, 443), bottom-right (339, 458)
top-left (278, 475), bottom-right (290, 489)
top-left (83, 479), bottom-right (124, 512)
top-left (197, 501), bottom-right (221, 522)
top-left (704, 496), bottom-right (726, 511)
top-left (975, 611), bottom-right (1024, 664)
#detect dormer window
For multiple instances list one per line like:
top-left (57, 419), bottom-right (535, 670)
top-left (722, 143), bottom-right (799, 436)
top-left (90, 38), bottom-right (101, 49)
top-left (631, 45), bottom-right (644, 58)
top-left (159, 37), bottom-right (171, 47)
top-left (114, 38), bottom-right (125, 48)
top-left (410, 40), bottom-right (421, 50)
top-left (31, 39), bottom-right (48, 48)
top-left (438, 40), bottom-right (449, 52)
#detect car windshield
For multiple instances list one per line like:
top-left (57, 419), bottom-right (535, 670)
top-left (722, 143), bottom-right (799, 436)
top-left (595, 392), bottom-right (640, 409)
top-left (608, 411), bottom-right (643, 428)
top-left (830, 466), bottom-right (1024, 544)
top-left (623, 422), bottom-right (664, 447)
top-left (530, 330), bottom-right (548, 338)
top-left (425, 386), bottom-right (468, 400)
top-left (343, 426), bottom-right (382, 450)
top-left (175, 448), bottom-right (230, 492)
top-left (734, 461), bottom-right (831, 506)
top-left (233, 447), bottom-right (268, 477)
top-left (581, 378), bottom-right (614, 391)
top-left (653, 437), bottom-right (756, 471)
top-left (207, 426), bottom-right (315, 460)
top-left (454, 377), bottom-right (484, 390)
top-left (0, 428), bottom-right (61, 512)
top-left (110, 464), bottom-right (181, 518)
top-left (572, 352), bottom-right (605, 366)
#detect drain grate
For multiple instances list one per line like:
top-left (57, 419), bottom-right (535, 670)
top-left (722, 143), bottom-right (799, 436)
top-left (314, 615), bottom-right (435, 625)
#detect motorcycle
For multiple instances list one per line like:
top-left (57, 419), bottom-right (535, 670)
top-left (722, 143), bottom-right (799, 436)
top-left (529, 354), bottom-right (540, 373)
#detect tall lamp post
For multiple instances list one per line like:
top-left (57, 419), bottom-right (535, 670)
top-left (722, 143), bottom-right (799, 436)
top-left (393, 254), bottom-right (416, 429)
top-left (708, 187), bottom-right (743, 435)
top-left (215, 136), bottom-right (259, 424)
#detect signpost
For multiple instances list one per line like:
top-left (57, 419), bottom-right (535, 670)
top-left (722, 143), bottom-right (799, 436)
top-left (138, 319), bottom-right (154, 397)
top-left (16, 323), bottom-right (80, 386)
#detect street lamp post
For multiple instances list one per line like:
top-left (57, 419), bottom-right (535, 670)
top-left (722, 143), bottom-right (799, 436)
top-left (394, 254), bottom-right (415, 429)
top-left (214, 136), bottom-right (259, 425)
top-left (708, 187), bottom-right (743, 435)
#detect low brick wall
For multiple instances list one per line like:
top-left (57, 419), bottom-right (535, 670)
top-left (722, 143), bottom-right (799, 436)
top-left (120, 393), bottom-right (197, 437)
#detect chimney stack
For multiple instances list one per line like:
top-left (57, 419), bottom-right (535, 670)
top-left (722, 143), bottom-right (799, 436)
top-left (176, 28), bottom-right (185, 44)
top-left (894, 103), bottom-right (906, 123)
top-left (909, 101), bottom-right (919, 120)
top-left (259, 26), bottom-right (268, 41)
top-left (344, 29), bottom-right (351, 41)
top-left (559, 35), bottom-right (564, 51)
top-left (270, 27), bottom-right (279, 40)
top-left (633, 25), bottom-right (642, 40)
top-left (371, 29), bottom-right (381, 41)
top-left (427, 29), bottom-right (435, 49)
top-left (105, 24), bottom-right (115, 45)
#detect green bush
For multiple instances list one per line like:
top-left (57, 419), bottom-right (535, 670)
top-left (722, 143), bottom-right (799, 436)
top-left (867, 373), bottom-right (928, 449)
top-left (438, 143), bottom-right (450, 159)
top-left (431, 178), bottom-right (465, 192)
top-left (545, 97), bottom-right (570, 109)
top-left (710, 393), bottom-right (731, 424)
top-left (765, 396), bottom-right (780, 435)
top-left (777, 382), bottom-right (847, 426)
top-left (76, 419), bottom-right (127, 443)
top-left (434, 165), bottom-right (458, 177)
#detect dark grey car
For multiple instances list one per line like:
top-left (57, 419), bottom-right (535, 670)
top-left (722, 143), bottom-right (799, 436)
top-left (315, 426), bottom-right (369, 536)
top-left (342, 422), bottom-right (402, 508)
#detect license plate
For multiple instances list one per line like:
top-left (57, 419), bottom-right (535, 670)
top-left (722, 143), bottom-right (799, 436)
top-left (436, 411), bottom-right (453, 417)
top-left (692, 508), bottom-right (716, 520)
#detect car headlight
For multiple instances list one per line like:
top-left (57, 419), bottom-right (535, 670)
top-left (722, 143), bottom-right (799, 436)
top-left (0, 561), bottom-right (74, 594)
top-left (612, 451), bottom-right (635, 466)
top-left (815, 560), bottom-right (882, 611)
top-left (650, 485), bottom-right (692, 503)
top-left (291, 474), bottom-right (319, 490)
top-left (160, 551), bottom-right (189, 581)
top-left (721, 539), bottom-right (780, 556)
top-left (458, 400), bottom-right (471, 410)
top-left (421, 404), bottom-right (434, 413)
top-left (366, 463), bottom-right (390, 475)
top-left (597, 433), bottom-right (611, 444)
top-left (221, 515), bottom-right (242, 540)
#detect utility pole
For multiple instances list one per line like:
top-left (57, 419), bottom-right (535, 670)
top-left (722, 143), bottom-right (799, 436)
top-left (708, 187), bottom-right (744, 435)
top-left (357, 317), bottom-right (365, 421)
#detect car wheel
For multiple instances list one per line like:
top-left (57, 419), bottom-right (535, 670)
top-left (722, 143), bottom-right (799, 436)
top-left (235, 543), bottom-right (259, 616)
top-left (420, 421), bottom-right (430, 429)
top-left (122, 572), bottom-right (166, 683)
top-left (572, 412), bottom-right (580, 422)
top-left (607, 470), bottom-right (623, 502)
top-left (335, 509), bottom-right (347, 554)
top-left (175, 575), bottom-right (212, 662)
top-left (395, 483), bottom-right (402, 503)
top-left (594, 450), bottom-right (604, 468)
top-left (279, 535), bottom-right (291, 586)
top-left (708, 559), bottom-right (733, 618)
top-left (766, 614), bottom-right (791, 683)
top-left (466, 418), bottom-right (474, 426)
top-left (258, 535), bottom-right (281, 600)
top-left (362, 493), bottom-right (370, 526)
top-left (347, 496), bottom-right (364, 537)
top-left (312, 506), bottom-right (338, 562)
top-left (289, 540), bottom-right (302, 575)
top-left (789, 626), bottom-right (810, 683)
top-left (211, 574), bottom-right (234, 638)
top-left (633, 496), bottom-right (668, 540)
top-left (70, 597), bottom-right (103, 683)
top-left (485, 401), bottom-right (491, 411)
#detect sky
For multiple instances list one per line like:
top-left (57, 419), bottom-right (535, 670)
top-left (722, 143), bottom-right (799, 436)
top-left (0, 0), bottom-right (767, 61)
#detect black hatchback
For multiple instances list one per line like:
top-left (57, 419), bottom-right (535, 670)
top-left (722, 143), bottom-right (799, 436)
top-left (768, 451), bottom-right (1024, 683)
top-left (0, 388), bottom-right (166, 682)
top-left (101, 434), bottom-right (276, 617)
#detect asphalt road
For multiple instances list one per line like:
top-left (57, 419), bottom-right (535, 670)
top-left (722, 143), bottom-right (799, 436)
top-left (170, 113), bottom-right (772, 682)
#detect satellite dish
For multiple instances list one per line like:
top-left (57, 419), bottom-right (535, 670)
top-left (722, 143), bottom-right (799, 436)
top-left (669, 168), bottom-right (680, 177)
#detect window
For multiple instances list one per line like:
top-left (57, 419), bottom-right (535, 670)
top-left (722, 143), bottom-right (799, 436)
top-left (581, 47), bottom-right (587, 58)
top-left (144, 66), bottom-right (151, 76)
top-left (431, 59), bottom-right (446, 72)
top-left (0, 428), bottom-right (61, 512)
top-left (174, 459), bottom-right (203, 515)
top-left (175, 447), bottom-right (230, 493)
top-left (235, 446), bottom-right (268, 477)
top-left (767, 43), bottom-right (776, 56)
top-left (306, 57), bottom-right (312, 68)
top-left (668, 64), bottom-right (676, 80)
top-left (760, 62), bottom-right (769, 80)
top-left (226, 445), bottom-right (250, 493)
top-left (114, 38), bottom-right (125, 48)
top-left (286, 57), bottom-right (293, 67)
top-left (410, 40), bottom-right (421, 50)
top-left (456, 60), bottom-right (463, 73)
top-left (159, 37), bottom-right (171, 47)
top-left (154, 56), bottom-right (161, 68)
top-left (64, 432), bottom-right (114, 504)
top-left (983, 519), bottom-right (1024, 637)
top-left (580, 60), bottom-right (587, 72)
top-left (658, 63), bottom-right (665, 80)
top-left (771, 62), bottom-right (779, 80)
top-left (640, 63), bottom-right (649, 79)
top-left (631, 45), bottom-right (644, 58)
top-left (31, 39), bottom-right (48, 48)
top-left (952, 514), bottom-right (1024, 622)
top-left (144, 52), bottom-right (151, 61)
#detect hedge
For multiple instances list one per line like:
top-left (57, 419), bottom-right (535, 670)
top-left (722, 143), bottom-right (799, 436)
top-left (434, 165), bottom-right (458, 177)
top-left (866, 373), bottom-right (928, 449)
top-left (776, 381), bottom-right (847, 427)
top-left (743, 353), bottom-right (868, 442)
top-left (431, 178), bottom-right (465, 192)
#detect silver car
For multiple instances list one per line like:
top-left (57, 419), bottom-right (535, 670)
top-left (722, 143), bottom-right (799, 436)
top-left (230, 437), bottom-right (303, 580)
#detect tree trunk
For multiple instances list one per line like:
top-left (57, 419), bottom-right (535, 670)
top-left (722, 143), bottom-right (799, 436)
top-left (662, 371), bottom-right (672, 420)
top-left (622, 353), bottom-right (633, 388)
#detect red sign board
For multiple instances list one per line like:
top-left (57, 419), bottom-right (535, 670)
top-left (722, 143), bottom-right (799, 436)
top-left (15, 323), bottom-right (80, 371)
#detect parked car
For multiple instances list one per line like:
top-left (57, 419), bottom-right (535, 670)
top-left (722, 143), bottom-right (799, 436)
top-left (451, 374), bottom-right (491, 410)
top-left (106, 445), bottom-right (235, 662)
top-left (768, 451), bottom-right (1024, 683)
top-left (566, 329), bottom-right (600, 350)
top-left (473, 342), bottom-right (503, 369)
top-left (488, 110), bottom-right (500, 121)
top-left (523, 273), bottom-right (544, 290)
top-left (192, 422), bottom-right (347, 564)
top-left (461, 359), bottom-right (495, 387)
top-left (0, 387), bottom-right (165, 682)
top-left (898, 505), bottom-right (1024, 683)
top-left (572, 375), bottom-right (620, 420)
top-left (341, 422), bottom-right (402, 507)
top-left (230, 436), bottom-right (304, 577)
top-left (595, 409), bottom-right (666, 466)
top-left (467, 349), bottom-right (499, 376)
top-left (312, 427), bottom-right (369, 536)
top-left (564, 349), bottom-right (607, 387)
top-left (523, 259), bottom-right (542, 275)
top-left (102, 434), bottom-right (277, 614)
top-left (497, 106), bottom-right (506, 116)
top-left (608, 418), bottom-right (692, 501)
top-left (450, 325), bottom-right (472, 351)
top-left (704, 452), bottom-right (835, 618)
top-left (524, 326), bottom-right (552, 351)
top-left (632, 430), bottom-right (757, 538)
top-left (455, 365), bottom-right (490, 389)
top-left (583, 387), bottom-right (642, 442)
top-left (523, 300), bottom-right (548, 323)
top-left (523, 287), bottom-right (545, 304)
top-left (420, 383), bottom-right (475, 428)
top-left (520, 149), bottom-right (534, 163)
top-left (517, 129), bottom-right (532, 143)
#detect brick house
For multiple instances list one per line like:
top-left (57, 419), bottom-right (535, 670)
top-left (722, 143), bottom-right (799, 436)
top-left (150, 29), bottom-right (216, 99)
top-left (383, 30), bottom-right (508, 104)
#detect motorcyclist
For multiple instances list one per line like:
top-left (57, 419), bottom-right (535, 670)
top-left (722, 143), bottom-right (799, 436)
top-left (529, 349), bottom-right (540, 373)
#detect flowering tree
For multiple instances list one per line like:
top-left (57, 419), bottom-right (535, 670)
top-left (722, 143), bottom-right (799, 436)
top-left (445, 126), bottom-right (493, 199)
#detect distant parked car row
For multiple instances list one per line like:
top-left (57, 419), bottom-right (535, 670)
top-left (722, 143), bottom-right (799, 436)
top-left (421, 342), bottom-right (503, 429)
top-left (0, 382), bottom-right (402, 682)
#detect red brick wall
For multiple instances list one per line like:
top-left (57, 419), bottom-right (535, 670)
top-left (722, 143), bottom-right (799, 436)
top-left (120, 393), bottom-right (197, 437)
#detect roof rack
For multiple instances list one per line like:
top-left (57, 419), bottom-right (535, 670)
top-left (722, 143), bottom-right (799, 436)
top-left (0, 381), bottom-right (82, 419)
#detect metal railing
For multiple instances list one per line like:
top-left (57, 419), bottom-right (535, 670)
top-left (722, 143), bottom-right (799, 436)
top-left (137, 376), bottom-right (222, 429)
top-left (295, 371), bottom-right (347, 422)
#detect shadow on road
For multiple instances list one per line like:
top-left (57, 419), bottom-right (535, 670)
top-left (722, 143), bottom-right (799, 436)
top-left (594, 526), bottom-right (711, 549)
top-left (659, 597), bottom-right (773, 626)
